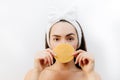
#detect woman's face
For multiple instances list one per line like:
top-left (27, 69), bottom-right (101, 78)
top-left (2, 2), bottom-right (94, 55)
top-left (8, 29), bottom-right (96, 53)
top-left (50, 22), bottom-right (78, 50)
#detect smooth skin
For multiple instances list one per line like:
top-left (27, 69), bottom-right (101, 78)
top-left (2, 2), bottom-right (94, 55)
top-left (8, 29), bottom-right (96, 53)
top-left (24, 22), bottom-right (101, 80)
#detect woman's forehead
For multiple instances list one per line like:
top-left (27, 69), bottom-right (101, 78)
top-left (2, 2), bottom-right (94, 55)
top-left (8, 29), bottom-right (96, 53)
top-left (50, 22), bottom-right (77, 36)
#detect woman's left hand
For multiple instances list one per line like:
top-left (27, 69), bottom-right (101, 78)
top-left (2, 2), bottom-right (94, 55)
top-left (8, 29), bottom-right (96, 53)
top-left (73, 49), bottom-right (95, 73)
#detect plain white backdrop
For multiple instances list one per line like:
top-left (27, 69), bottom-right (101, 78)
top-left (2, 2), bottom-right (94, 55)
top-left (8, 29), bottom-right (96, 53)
top-left (0, 0), bottom-right (120, 80)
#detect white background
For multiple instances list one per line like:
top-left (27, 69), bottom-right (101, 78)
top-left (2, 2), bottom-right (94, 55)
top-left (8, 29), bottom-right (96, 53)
top-left (0, 0), bottom-right (120, 80)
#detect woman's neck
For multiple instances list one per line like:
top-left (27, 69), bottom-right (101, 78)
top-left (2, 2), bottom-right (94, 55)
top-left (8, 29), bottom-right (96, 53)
top-left (53, 60), bottom-right (77, 71)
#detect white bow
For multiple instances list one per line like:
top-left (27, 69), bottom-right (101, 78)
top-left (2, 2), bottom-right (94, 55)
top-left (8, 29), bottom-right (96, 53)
top-left (48, 7), bottom-right (78, 24)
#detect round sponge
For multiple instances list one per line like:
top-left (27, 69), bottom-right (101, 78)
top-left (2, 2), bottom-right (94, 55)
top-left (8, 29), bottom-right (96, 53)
top-left (53, 43), bottom-right (75, 63)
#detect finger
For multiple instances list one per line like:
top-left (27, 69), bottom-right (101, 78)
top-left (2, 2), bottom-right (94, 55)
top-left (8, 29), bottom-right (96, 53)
top-left (46, 52), bottom-right (54, 66)
top-left (46, 55), bottom-right (51, 66)
top-left (43, 51), bottom-right (53, 65)
top-left (35, 50), bottom-right (47, 59)
top-left (78, 54), bottom-right (83, 66)
top-left (35, 55), bottom-right (44, 65)
top-left (79, 59), bottom-right (84, 67)
top-left (43, 57), bottom-right (47, 64)
top-left (75, 54), bottom-right (79, 64)
top-left (81, 56), bottom-right (85, 66)
top-left (75, 50), bottom-right (85, 64)
top-left (82, 54), bottom-right (89, 65)
top-left (47, 52), bottom-right (53, 65)
top-left (84, 58), bottom-right (89, 65)
top-left (72, 49), bottom-right (86, 56)
top-left (45, 50), bottom-right (54, 64)
top-left (75, 53), bottom-right (83, 64)
top-left (46, 48), bottom-right (56, 57)
top-left (76, 52), bottom-right (86, 65)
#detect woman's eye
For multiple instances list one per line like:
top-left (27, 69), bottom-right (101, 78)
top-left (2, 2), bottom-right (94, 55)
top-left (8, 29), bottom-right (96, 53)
top-left (53, 38), bottom-right (59, 41)
top-left (67, 37), bottom-right (74, 41)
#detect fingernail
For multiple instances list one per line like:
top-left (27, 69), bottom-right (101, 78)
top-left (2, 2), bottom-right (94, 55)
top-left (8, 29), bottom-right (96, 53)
top-left (75, 61), bottom-right (77, 64)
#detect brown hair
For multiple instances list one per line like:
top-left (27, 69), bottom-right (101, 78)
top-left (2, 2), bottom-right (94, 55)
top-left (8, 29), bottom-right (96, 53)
top-left (45, 19), bottom-right (87, 69)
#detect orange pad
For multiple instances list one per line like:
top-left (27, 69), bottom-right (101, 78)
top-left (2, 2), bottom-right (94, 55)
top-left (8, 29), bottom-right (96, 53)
top-left (53, 43), bottom-right (75, 63)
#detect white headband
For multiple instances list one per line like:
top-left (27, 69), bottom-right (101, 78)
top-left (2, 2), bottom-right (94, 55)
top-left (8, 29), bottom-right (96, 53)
top-left (46, 8), bottom-right (82, 48)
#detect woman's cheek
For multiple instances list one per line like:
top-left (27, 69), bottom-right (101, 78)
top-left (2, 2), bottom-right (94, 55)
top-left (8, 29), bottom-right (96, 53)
top-left (71, 43), bottom-right (78, 50)
top-left (50, 41), bottom-right (55, 49)
top-left (50, 42), bottom-right (59, 49)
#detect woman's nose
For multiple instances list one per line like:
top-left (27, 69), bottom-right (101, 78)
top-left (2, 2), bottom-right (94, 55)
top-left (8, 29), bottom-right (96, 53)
top-left (61, 39), bottom-right (67, 44)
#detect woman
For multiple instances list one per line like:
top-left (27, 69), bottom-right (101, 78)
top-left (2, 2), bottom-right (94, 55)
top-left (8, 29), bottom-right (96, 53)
top-left (24, 10), bottom-right (101, 80)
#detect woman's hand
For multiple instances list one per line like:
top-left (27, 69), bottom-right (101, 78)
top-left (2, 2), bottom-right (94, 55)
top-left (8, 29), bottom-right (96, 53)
top-left (73, 49), bottom-right (95, 73)
top-left (34, 48), bottom-right (56, 71)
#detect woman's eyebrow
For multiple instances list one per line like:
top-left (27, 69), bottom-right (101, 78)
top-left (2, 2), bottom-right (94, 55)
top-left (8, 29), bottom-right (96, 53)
top-left (52, 35), bottom-right (61, 37)
top-left (52, 33), bottom-right (75, 37)
top-left (66, 33), bottom-right (75, 36)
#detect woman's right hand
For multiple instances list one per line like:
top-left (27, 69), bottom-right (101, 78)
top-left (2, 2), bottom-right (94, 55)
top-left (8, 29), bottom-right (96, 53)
top-left (34, 48), bottom-right (56, 71)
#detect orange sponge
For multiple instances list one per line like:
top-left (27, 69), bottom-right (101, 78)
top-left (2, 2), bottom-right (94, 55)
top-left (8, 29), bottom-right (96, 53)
top-left (53, 43), bottom-right (75, 63)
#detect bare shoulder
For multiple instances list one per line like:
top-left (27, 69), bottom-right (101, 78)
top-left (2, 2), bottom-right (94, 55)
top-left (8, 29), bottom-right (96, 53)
top-left (39, 67), bottom-right (58, 80)
top-left (87, 71), bottom-right (101, 80)
top-left (39, 67), bottom-right (87, 80)
top-left (24, 69), bottom-right (33, 80)
top-left (74, 70), bottom-right (101, 80)
top-left (94, 71), bottom-right (101, 80)
top-left (39, 68), bottom-right (55, 80)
